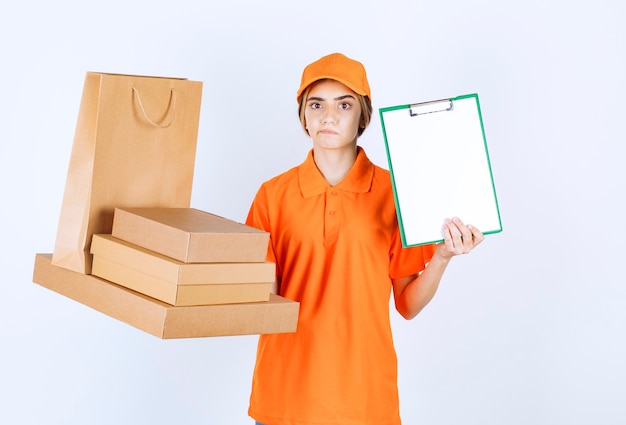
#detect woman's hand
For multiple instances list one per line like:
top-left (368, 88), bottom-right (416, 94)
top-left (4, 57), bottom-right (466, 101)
top-left (438, 217), bottom-right (484, 259)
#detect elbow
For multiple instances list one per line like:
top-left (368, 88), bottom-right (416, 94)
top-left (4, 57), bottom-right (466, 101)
top-left (400, 312), bottom-right (417, 321)
top-left (395, 303), bottom-right (421, 321)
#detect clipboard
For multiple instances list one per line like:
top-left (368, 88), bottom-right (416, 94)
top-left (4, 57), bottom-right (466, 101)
top-left (379, 93), bottom-right (502, 247)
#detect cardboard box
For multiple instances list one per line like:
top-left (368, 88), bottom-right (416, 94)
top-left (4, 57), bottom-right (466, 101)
top-left (111, 207), bottom-right (269, 263)
top-left (90, 234), bottom-right (274, 306)
top-left (32, 254), bottom-right (299, 339)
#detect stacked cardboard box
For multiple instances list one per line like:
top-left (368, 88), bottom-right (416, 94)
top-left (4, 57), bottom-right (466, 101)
top-left (91, 207), bottom-right (275, 307)
top-left (90, 208), bottom-right (275, 306)
top-left (90, 234), bottom-right (274, 307)
top-left (33, 207), bottom-right (300, 338)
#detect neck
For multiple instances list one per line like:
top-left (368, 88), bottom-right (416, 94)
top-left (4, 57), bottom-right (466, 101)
top-left (312, 145), bottom-right (358, 186)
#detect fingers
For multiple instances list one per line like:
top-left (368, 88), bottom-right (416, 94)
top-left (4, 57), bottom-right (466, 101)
top-left (467, 223), bottom-right (484, 245)
top-left (442, 217), bottom-right (483, 255)
top-left (442, 218), bottom-right (463, 251)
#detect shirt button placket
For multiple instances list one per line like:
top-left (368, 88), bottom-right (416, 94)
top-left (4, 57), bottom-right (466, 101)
top-left (324, 189), bottom-right (340, 244)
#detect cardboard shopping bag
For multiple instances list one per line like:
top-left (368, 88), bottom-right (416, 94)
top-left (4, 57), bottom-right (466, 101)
top-left (52, 72), bottom-right (203, 274)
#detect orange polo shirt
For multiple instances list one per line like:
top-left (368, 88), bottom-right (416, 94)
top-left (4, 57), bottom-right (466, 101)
top-left (246, 147), bottom-right (435, 425)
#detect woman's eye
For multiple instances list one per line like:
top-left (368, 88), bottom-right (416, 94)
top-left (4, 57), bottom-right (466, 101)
top-left (309, 102), bottom-right (322, 109)
top-left (339, 102), bottom-right (351, 110)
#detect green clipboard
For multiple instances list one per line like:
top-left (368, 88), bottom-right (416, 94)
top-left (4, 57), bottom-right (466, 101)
top-left (379, 93), bottom-right (502, 247)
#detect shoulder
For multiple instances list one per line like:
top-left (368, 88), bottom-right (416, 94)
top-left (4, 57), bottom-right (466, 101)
top-left (358, 147), bottom-right (390, 178)
top-left (371, 163), bottom-right (392, 190)
top-left (372, 163), bottom-right (390, 178)
top-left (252, 165), bottom-right (301, 205)
top-left (260, 165), bottom-right (299, 190)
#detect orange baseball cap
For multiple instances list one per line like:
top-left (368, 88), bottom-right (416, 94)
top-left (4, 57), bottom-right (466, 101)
top-left (296, 53), bottom-right (371, 103)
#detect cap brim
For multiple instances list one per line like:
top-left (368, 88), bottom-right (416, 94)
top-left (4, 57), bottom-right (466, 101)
top-left (297, 75), bottom-right (369, 102)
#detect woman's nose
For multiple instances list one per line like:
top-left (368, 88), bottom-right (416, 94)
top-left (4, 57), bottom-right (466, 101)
top-left (322, 111), bottom-right (337, 124)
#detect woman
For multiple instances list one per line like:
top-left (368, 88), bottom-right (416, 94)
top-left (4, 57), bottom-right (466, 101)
top-left (246, 52), bottom-right (483, 425)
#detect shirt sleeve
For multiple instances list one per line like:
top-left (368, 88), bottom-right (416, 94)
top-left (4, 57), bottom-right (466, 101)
top-left (388, 225), bottom-right (436, 279)
top-left (245, 184), bottom-right (280, 273)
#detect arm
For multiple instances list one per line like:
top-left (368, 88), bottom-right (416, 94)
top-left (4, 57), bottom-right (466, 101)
top-left (392, 217), bottom-right (484, 320)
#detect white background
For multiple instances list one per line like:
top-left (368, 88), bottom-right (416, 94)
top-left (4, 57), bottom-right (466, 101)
top-left (1, 1), bottom-right (625, 424)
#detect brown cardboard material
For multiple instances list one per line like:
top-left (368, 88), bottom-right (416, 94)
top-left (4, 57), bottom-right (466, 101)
top-left (90, 234), bottom-right (274, 306)
top-left (111, 207), bottom-right (269, 263)
top-left (52, 73), bottom-right (203, 274)
top-left (32, 254), bottom-right (299, 339)
top-left (92, 256), bottom-right (272, 307)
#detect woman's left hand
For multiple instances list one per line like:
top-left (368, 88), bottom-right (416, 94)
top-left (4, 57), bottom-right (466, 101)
top-left (439, 217), bottom-right (484, 259)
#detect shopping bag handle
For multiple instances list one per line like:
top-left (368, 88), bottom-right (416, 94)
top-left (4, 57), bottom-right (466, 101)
top-left (132, 87), bottom-right (177, 128)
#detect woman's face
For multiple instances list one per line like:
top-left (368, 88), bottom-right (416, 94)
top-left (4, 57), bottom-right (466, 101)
top-left (304, 79), bottom-right (363, 151)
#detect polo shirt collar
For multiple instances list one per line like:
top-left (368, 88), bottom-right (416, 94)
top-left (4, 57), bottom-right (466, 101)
top-left (299, 146), bottom-right (374, 198)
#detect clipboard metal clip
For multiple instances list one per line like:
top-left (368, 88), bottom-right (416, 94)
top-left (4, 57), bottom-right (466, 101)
top-left (409, 98), bottom-right (454, 117)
